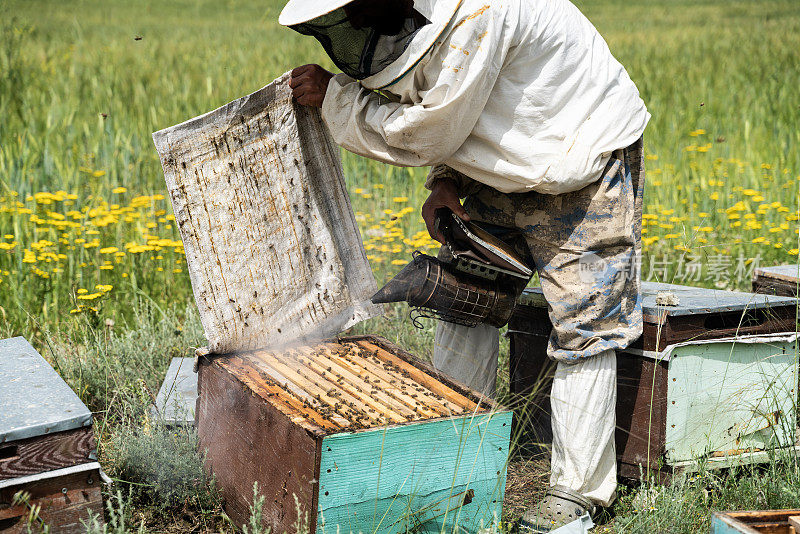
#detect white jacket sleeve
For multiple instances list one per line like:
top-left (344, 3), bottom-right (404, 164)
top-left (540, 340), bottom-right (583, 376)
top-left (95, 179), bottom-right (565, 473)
top-left (320, 7), bottom-right (509, 167)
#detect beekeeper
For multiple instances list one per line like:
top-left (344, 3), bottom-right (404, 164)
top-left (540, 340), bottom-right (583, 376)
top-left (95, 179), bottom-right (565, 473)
top-left (281, 0), bottom-right (648, 530)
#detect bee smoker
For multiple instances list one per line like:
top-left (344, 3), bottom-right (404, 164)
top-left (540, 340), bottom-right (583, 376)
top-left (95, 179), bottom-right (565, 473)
top-left (371, 210), bottom-right (533, 328)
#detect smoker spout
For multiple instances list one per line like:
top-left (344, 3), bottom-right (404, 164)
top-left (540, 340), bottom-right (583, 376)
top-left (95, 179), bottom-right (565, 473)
top-left (370, 258), bottom-right (427, 304)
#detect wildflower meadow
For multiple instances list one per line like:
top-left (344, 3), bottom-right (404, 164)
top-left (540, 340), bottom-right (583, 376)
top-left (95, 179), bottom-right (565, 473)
top-left (1, 0), bottom-right (799, 532)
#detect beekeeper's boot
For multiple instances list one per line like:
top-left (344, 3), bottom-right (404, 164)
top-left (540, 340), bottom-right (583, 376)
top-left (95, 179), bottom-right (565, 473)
top-left (517, 485), bottom-right (596, 533)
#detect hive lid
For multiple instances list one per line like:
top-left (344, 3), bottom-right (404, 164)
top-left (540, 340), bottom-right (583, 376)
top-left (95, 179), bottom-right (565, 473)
top-left (152, 357), bottom-right (197, 426)
top-left (153, 73), bottom-right (381, 354)
top-left (0, 337), bottom-right (93, 443)
top-left (519, 281), bottom-right (798, 316)
top-left (754, 264), bottom-right (800, 282)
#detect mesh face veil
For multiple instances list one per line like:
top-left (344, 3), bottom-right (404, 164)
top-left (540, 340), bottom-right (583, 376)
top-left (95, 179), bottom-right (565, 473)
top-left (290, 4), bottom-right (429, 80)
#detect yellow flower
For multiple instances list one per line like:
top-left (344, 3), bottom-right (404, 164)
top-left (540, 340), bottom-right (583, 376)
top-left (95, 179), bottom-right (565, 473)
top-left (689, 129), bottom-right (706, 136)
top-left (96, 284), bottom-right (113, 292)
top-left (390, 259), bottom-right (406, 266)
top-left (710, 192), bottom-right (720, 200)
top-left (92, 170), bottom-right (106, 177)
top-left (78, 292), bottom-right (103, 300)
top-left (112, 187), bottom-right (127, 194)
top-left (361, 193), bottom-right (373, 199)
top-left (645, 154), bottom-right (659, 161)
top-left (77, 288), bottom-right (88, 294)
top-left (100, 247), bottom-right (119, 254)
top-left (354, 188), bottom-right (364, 194)
top-left (393, 196), bottom-right (409, 203)
top-left (373, 183), bottom-right (384, 189)
top-left (751, 237), bottom-right (766, 243)
top-left (788, 249), bottom-right (799, 256)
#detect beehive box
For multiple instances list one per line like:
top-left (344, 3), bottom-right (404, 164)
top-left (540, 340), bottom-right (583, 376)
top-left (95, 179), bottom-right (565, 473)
top-left (753, 265), bottom-right (800, 297)
top-left (507, 281), bottom-right (799, 479)
top-left (155, 74), bottom-right (510, 532)
top-left (0, 337), bottom-right (103, 533)
top-left (196, 335), bottom-right (511, 533)
top-left (711, 510), bottom-right (800, 533)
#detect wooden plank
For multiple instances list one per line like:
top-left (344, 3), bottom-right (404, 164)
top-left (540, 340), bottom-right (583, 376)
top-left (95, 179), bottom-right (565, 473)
top-left (316, 411), bottom-right (512, 534)
top-left (246, 350), bottom-right (369, 426)
top-left (302, 346), bottom-right (426, 421)
top-left (0, 468), bottom-right (103, 533)
top-left (349, 343), bottom-right (467, 415)
top-left (197, 361), bottom-right (320, 533)
top-left (0, 427), bottom-right (95, 481)
top-left (288, 347), bottom-right (413, 423)
top-left (356, 341), bottom-right (480, 412)
top-left (335, 343), bottom-right (453, 418)
top-left (353, 335), bottom-right (497, 408)
top-left (256, 350), bottom-right (392, 427)
top-left (217, 356), bottom-right (344, 432)
top-left (283, 348), bottom-right (390, 422)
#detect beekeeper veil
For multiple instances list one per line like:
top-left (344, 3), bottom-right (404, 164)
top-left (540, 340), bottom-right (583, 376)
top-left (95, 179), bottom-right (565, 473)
top-left (279, 0), bottom-right (430, 80)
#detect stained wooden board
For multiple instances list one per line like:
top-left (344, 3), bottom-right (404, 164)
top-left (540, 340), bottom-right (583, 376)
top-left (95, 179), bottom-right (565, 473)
top-left (322, 344), bottom-right (448, 418)
top-left (214, 339), bottom-right (490, 436)
top-left (356, 341), bottom-right (481, 412)
top-left (0, 427), bottom-right (95, 480)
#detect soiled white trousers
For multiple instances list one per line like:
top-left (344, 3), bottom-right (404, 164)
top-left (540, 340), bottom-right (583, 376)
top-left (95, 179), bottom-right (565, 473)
top-left (433, 321), bottom-right (618, 507)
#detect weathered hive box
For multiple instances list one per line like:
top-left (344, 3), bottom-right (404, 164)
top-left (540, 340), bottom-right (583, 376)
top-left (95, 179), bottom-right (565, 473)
top-left (508, 281), bottom-right (799, 479)
top-left (154, 75), bottom-right (511, 533)
top-left (197, 335), bottom-right (511, 533)
top-left (711, 509), bottom-right (800, 533)
top-left (0, 337), bottom-right (103, 533)
top-left (753, 264), bottom-right (800, 297)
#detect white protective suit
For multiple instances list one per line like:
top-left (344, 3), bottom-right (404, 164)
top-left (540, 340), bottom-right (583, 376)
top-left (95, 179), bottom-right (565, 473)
top-left (314, 0), bottom-right (647, 508)
top-left (321, 0), bottom-right (649, 194)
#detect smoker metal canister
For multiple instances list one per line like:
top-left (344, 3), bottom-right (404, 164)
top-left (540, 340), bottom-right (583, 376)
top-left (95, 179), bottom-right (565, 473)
top-left (371, 252), bottom-right (518, 328)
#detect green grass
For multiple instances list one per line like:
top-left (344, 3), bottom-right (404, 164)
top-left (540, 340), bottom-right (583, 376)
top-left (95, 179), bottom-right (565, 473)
top-left (1, 0), bottom-right (800, 532)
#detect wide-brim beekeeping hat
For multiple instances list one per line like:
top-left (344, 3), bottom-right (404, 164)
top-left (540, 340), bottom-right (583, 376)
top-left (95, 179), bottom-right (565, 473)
top-left (279, 0), bottom-right (462, 84)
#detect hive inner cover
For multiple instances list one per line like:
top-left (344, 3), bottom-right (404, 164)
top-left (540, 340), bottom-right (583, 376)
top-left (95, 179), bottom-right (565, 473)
top-left (153, 73), bottom-right (380, 353)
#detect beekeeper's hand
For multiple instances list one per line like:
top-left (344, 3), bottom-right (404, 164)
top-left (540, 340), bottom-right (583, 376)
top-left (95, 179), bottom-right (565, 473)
top-left (290, 64), bottom-right (333, 108)
top-left (422, 178), bottom-right (470, 244)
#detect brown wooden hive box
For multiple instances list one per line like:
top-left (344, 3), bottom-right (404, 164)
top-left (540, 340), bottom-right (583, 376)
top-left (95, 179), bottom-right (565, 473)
top-left (0, 337), bottom-right (103, 533)
top-left (196, 335), bottom-right (512, 534)
top-left (507, 282), bottom-right (799, 481)
top-left (753, 265), bottom-right (800, 297)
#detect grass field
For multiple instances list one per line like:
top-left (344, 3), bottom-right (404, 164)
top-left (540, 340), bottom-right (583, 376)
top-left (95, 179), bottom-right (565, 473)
top-left (1, 0), bottom-right (799, 532)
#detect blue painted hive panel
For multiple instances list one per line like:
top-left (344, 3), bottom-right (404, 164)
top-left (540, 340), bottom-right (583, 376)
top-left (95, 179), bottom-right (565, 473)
top-left (0, 337), bottom-right (93, 443)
